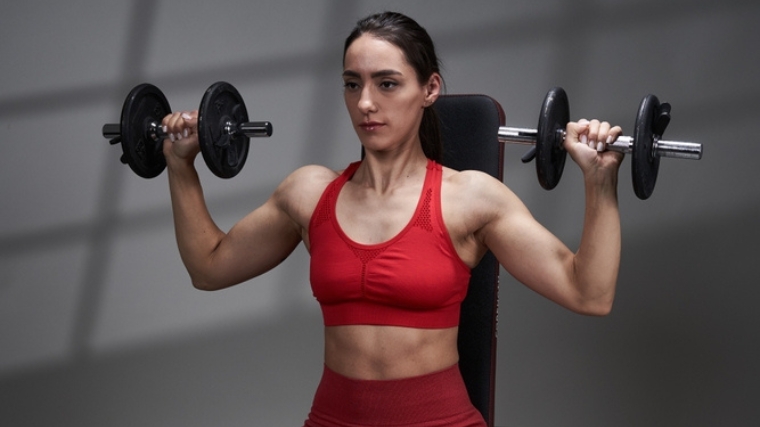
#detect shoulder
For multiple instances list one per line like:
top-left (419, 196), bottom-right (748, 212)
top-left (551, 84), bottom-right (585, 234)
top-left (273, 164), bottom-right (342, 227)
top-left (279, 164), bottom-right (340, 190)
top-left (441, 166), bottom-right (517, 206)
top-left (440, 166), bottom-right (529, 234)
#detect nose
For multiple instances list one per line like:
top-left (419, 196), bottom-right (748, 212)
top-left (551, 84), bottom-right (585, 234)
top-left (358, 86), bottom-right (377, 114)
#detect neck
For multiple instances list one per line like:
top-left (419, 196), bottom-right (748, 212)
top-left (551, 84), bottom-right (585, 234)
top-left (356, 149), bottom-right (429, 194)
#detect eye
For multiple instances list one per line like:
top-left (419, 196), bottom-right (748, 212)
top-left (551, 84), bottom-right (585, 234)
top-left (343, 81), bottom-right (360, 91)
top-left (379, 81), bottom-right (398, 90)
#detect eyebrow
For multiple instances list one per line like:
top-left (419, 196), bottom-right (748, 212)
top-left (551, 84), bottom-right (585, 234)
top-left (342, 69), bottom-right (403, 79)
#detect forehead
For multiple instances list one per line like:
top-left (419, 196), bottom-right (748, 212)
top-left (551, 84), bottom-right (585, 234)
top-left (343, 34), bottom-right (412, 73)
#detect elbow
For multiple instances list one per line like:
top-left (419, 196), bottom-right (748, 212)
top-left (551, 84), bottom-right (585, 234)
top-left (584, 301), bottom-right (613, 317)
top-left (189, 272), bottom-right (226, 292)
top-left (192, 280), bottom-right (216, 291)
top-left (569, 275), bottom-right (617, 316)
top-left (575, 296), bottom-right (614, 317)
top-left (568, 285), bottom-right (616, 316)
top-left (188, 265), bottom-right (255, 291)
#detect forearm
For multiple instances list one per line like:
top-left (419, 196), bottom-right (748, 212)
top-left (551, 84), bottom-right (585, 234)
top-left (572, 172), bottom-right (621, 315)
top-left (167, 162), bottom-right (226, 287)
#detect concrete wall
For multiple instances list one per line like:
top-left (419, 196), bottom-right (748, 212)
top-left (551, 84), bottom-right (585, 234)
top-left (1, 1), bottom-right (758, 425)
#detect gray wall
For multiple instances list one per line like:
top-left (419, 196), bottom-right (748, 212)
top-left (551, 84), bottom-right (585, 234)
top-left (1, 1), bottom-right (758, 426)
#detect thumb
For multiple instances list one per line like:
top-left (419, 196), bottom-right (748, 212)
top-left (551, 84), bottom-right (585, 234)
top-left (563, 119), bottom-right (590, 150)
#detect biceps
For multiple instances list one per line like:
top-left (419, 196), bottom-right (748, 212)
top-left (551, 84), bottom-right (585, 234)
top-left (485, 212), bottom-right (576, 303)
top-left (209, 200), bottom-right (302, 288)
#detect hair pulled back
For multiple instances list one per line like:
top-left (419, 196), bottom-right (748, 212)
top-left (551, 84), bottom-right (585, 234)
top-left (344, 12), bottom-right (444, 162)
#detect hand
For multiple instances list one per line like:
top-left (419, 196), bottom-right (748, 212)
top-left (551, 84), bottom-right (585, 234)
top-left (162, 110), bottom-right (200, 166)
top-left (564, 119), bottom-right (624, 182)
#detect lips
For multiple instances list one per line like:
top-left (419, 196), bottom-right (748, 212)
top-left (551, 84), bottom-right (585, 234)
top-left (359, 121), bottom-right (384, 131)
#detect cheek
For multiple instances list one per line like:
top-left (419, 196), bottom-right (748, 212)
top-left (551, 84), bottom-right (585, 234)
top-left (393, 95), bottom-right (424, 122)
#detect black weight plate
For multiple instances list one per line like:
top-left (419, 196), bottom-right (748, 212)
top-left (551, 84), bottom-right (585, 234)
top-left (535, 87), bottom-right (569, 190)
top-left (198, 82), bottom-right (250, 179)
top-left (632, 94), bottom-right (661, 200)
top-left (120, 84), bottom-right (170, 178)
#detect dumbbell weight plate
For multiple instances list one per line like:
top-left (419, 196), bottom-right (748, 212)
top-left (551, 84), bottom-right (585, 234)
top-left (198, 82), bottom-right (250, 179)
top-left (535, 87), bottom-right (569, 190)
top-left (120, 84), bottom-right (170, 178)
top-left (632, 94), bottom-right (661, 200)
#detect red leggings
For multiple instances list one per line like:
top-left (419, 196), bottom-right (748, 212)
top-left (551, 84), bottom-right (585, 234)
top-left (303, 364), bottom-right (487, 427)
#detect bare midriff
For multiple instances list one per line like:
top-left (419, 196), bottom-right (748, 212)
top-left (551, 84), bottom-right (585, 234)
top-left (324, 324), bottom-right (459, 380)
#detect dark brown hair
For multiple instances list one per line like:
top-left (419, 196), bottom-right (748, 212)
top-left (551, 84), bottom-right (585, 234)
top-left (344, 12), bottom-right (444, 162)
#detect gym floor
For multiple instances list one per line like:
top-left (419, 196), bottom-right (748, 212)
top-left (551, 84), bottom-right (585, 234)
top-left (1, 1), bottom-right (758, 426)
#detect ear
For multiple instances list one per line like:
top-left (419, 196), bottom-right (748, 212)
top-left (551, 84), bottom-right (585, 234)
top-left (423, 73), bottom-right (442, 107)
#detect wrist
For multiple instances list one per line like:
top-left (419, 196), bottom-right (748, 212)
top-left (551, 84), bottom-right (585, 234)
top-left (584, 170), bottom-right (619, 203)
top-left (166, 155), bottom-right (200, 182)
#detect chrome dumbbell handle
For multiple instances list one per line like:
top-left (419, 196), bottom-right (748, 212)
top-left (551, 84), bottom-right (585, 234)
top-left (103, 120), bottom-right (272, 143)
top-left (608, 136), bottom-right (702, 160)
top-left (231, 121), bottom-right (273, 138)
top-left (497, 126), bottom-right (702, 160)
top-left (102, 123), bottom-right (122, 140)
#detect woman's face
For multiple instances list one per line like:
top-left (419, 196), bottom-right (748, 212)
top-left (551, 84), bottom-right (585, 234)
top-left (342, 34), bottom-right (439, 156)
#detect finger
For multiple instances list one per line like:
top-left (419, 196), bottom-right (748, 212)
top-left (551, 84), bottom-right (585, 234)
top-left (179, 111), bottom-right (198, 135)
top-left (180, 113), bottom-right (198, 139)
top-left (163, 112), bottom-right (180, 134)
top-left (586, 119), bottom-right (601, 150)
top-left (596, 121), bottom-right (611, 152)
top-left (172, 111), bottom-right (196, 141)
top-left (608, 125), bottom-right (623, 142)
top-left (565, 119), bottom-right (590, 143)
top-left (577, 118), bottom-right (590, 146)
top-left (598, 124), bottom-right (623, 152)
top-left (182, 110), bottom-right (199, 128)
top-left (161, 112), bottom-right (176, 128)
top-left (162, 112), bottom-right (175, 137)
top-left (169, 113), bottom-right (184, 141)
top-left (563, 120), bottom-right (593, 156)
top-left (161, 112), bottom-right (178, 142)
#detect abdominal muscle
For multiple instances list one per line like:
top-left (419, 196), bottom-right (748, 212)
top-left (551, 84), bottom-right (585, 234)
top-left (324, 324), bottom-right (460, 380)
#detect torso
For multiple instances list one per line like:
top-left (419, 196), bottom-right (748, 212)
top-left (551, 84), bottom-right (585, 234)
top-left (286, 158), bottom-right (493, 380)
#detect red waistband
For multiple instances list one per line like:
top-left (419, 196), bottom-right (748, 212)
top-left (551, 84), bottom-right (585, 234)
top-left (304, 364), bottom-right (486, 427)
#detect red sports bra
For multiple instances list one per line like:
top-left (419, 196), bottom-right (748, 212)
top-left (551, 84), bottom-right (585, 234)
top-left (309, 159), bottom-right (471, 328)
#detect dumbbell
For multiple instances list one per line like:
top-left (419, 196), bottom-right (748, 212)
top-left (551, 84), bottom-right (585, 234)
top-left (103, 82), bottom-right (273, 179)
top-left (498, 87), bottom-right (702, 199)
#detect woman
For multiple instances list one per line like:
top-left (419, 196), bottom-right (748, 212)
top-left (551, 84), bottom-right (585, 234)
top-left (161, 11), bottom-right (623, 427)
